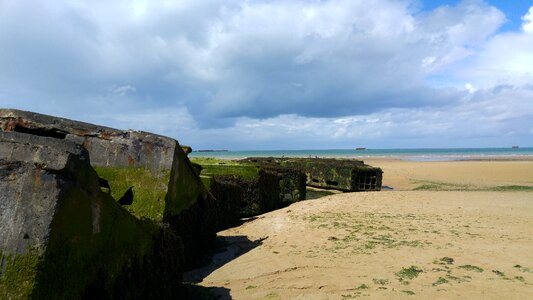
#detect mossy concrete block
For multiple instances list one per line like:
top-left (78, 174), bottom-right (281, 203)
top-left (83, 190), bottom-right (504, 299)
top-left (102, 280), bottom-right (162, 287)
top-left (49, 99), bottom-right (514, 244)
top-left (0, 109), bottom-right (209, 217)
top-left (0, 131), bottom-right (183, 299)
top-left (277, 158), bottom-right (362, 190)
top-left (0, 131), bottom-right (90, 257)
top-left (208, 178), bottom-right (241, 231)
top-left (289, 158), bottom-right (382, 191)
top-left (194, 158), bottom-right (303, 219)
top-left (240, 158), bottom-right (307, 203)
top-left (0, 108), bottom-right (175, 174)
top-left (0, 109), bottom-right (218, 271)
top-left (245, 157), bottom-right (383, 192)
top-left (201, 170), bottom-right (282, 219)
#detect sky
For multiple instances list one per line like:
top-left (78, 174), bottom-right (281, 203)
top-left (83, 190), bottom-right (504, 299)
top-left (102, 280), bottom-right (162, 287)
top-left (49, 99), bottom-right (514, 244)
top-left (1, 0), bottom-right (532, 150)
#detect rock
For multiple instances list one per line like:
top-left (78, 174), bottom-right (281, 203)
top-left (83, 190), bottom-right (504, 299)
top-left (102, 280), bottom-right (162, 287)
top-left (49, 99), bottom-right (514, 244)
top-left (206, 177), bottom-right (242, 230)
top-left (0, 131), bottom-right (90, 257)
top-left (239, 158), bottom-right (307, 203)
top-left (0, 109), bottom-right (205, 213)
top-left (194, 159), bottom-right (283, 221)
top-left (181, 145), bottom-right (193, 154)
top-left (0, 109), bottom-right (175, 174)
top-left (0, 109), bottom-right (217, 268)
top-left (244, 157), bottom-right (383, 192)
top-left (0, 131), bottom-right (183, 299)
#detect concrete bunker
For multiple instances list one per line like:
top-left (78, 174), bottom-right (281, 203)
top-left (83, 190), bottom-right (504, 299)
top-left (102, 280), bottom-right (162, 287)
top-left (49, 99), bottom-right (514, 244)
top-left (0, 109), bottom-right (217, 270)
top-left (0, 131), bottom-right (183, 299)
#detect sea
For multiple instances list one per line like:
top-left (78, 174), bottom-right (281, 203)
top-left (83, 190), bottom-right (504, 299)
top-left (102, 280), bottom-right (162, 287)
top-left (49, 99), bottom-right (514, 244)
top-left (188, 147), bottom-right (533, 162)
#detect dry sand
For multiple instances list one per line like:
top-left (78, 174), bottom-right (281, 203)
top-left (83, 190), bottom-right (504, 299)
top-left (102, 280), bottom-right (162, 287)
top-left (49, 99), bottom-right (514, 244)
top-left (364, 158), bottom-right (533, 191)
top-left (187, 159), bottom-right (533, 299)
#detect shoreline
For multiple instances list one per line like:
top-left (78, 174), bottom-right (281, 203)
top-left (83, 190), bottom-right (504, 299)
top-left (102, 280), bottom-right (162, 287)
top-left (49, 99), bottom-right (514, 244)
top-left (189, 154), bottom-right (533, 162)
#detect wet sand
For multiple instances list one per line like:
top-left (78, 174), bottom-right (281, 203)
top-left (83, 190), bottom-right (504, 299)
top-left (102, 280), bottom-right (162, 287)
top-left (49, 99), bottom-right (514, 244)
top-left (189, 159), bottom-right (533, 299)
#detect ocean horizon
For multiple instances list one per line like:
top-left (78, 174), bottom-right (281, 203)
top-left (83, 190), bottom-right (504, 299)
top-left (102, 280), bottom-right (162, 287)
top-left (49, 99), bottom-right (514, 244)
top-left (188, 147), bottom-right (533, 162)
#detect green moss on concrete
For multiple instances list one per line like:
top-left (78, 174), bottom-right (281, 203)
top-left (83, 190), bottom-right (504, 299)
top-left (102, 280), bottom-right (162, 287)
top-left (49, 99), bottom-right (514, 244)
top-left (190, 157), bottom-right (237, 165)
top-left (32, 168), bottom-right (161, 299)
top-left (200, 165), bottom-right (260, 180)
top-left (0, 248), bottom-right (40, 299)
top-left (96, 152), bottom-right (212, 220)
top-left (94, 166), bottom-right (170, 221)
top-left (164, 149), bottom-right (207, 216)
top-left (273, 158), bottom-right (381, 191)
top-left (200, 175), bottom-right (213, 190)
top-left (1, 162), bottom-right (165, 299)
top-left (194, 159), bottom-right (284, 219)
top-left (191, 158), bottom-right (260, 180)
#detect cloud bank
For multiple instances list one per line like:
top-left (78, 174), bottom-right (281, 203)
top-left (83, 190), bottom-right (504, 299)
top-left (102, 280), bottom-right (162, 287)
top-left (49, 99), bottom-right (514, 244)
top-left (0, 0), bottom-right (532, 148)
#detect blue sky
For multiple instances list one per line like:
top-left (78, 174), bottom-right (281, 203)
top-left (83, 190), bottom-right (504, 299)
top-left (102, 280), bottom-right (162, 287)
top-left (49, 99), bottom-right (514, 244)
top-left (421, 0), bottom-right (532, 31)
top-left (1, 0), bottom-right (532, 150)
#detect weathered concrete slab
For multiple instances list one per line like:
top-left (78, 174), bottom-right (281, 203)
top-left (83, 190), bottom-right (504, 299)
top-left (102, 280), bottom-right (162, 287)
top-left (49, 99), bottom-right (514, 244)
top-left (192, 159), bottom-right (284, 222)
top-left (0, 131), bottom-right (89, 257)
top-left (0, 109), bottom-right (175, 174)
top-left (0, 109), bottom-right (206, 215)
top-left (244, 157), bottom-right (383, 192)
top-left (0, 131), bottom-right (183, 299)
top-left (0, 109), bottom-right (216, 270)
top-left (239, 158), bottom-right (307, 202)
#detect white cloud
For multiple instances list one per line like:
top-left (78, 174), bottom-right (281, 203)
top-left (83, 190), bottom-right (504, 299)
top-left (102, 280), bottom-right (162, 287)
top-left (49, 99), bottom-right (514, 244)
top-left (108, 85), bottom-right (136, 96)
top-left (183, 84), bottom-right (533, 149)
top-left (465, 83), bottom-right (476, 93)
top-left (522, 6), bottom-right (533, 33)
top-left (452, 6), bottom-right (533, 89)
top-left (0, 0), bottom-right (531, 148)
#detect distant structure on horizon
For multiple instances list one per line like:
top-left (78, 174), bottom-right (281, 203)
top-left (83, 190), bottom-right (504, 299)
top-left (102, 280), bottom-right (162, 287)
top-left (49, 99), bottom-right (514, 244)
top-left (196, 149), bottom-right (228, 152)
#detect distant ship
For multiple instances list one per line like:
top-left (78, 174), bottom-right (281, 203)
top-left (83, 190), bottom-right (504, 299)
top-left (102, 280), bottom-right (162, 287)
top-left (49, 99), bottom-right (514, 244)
top-left (355, 147), bottom-right (366, 151)
top-left (196, 149), bottom-right (229, 152)
top-left (512, 145), bottom-right (519, 149)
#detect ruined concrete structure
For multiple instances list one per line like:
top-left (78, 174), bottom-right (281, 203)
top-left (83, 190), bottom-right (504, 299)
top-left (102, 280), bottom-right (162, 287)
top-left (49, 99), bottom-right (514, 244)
top-left (194, 155), bottom-right (381, 230)
top-left (0, 109), bottom-right (216, 297)
top-left (0, 131), bottom-right (182, 299)
top-left (197, 162), bottom-right (282, 226)
top-left (193, 158), bottom-right (307, 229)
top-left (0, 109), bottom-right (174, 173)
top-left (242, 157), bottom-right (383, 192)
top-left (0, 109), bottom-right (215, 255)
top-left (245, 161), bottom-right (307, 203)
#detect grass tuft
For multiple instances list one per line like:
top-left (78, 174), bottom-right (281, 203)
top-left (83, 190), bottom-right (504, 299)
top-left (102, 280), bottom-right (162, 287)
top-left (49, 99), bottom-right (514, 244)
top-left (396, 266), bottom-right (423, 281)
top-left (372, 278), bottom-right (389, 285)
top-left (459, 265), bottom-right (484, 272)
top-left (432, 277), bottom-right (449, 286)
top-left (440, 257), bottom-right (454, 265)
top-left (489, 185), bottom-right (533, 191)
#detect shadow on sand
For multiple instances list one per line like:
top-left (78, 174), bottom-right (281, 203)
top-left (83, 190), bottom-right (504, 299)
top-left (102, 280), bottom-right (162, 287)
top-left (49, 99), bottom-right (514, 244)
top-left (182, 235), bottom-right (268, 299)
top-left (181, 284), bottom-right (232, 300)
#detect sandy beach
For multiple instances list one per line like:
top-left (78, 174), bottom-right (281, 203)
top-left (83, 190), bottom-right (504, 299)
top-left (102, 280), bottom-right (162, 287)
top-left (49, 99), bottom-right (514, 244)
top-left (187, 158), bottom-right (533, 299)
